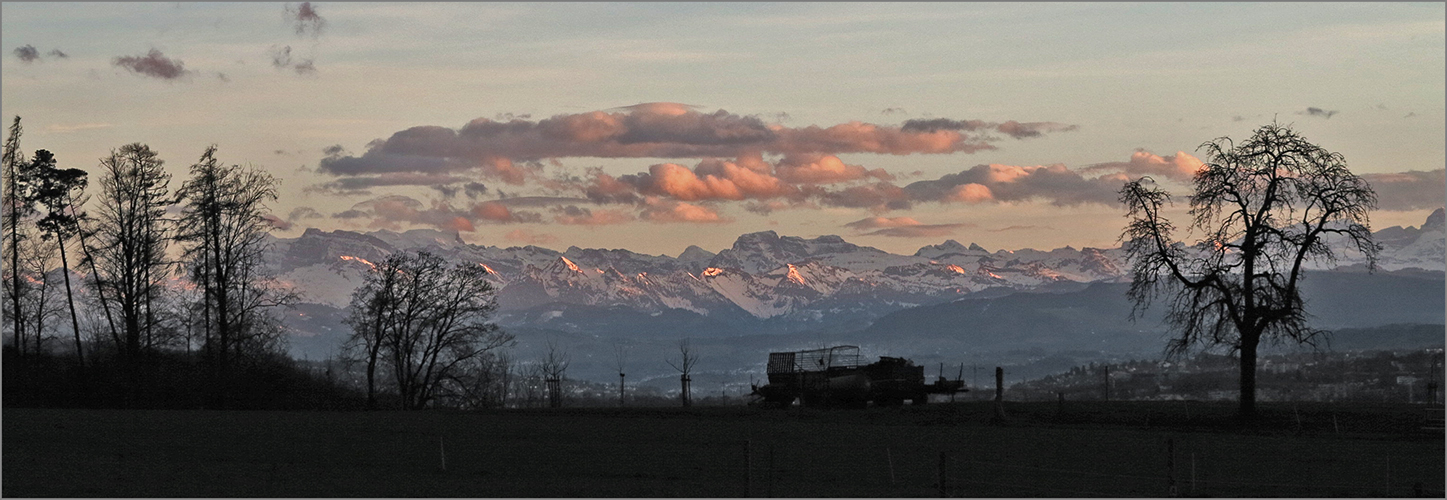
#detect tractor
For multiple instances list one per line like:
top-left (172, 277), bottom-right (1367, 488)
top-left (750, 345), bottom-right (966, 408)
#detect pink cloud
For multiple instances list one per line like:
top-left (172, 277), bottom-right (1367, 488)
top-left (775, 154), bottom-right (893, 184)
top-left (1082, 150), bottom-right (1204, 182)
top-left (639, 198), bottom-right (730, 224)
top-left (262, 214), bottom-right (293, 230)
top-left (317, 104), bottom-right (1076, 180)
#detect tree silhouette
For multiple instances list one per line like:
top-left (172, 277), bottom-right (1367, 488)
top-left (90, 143), bottom-right (173, 361)
top-left (3, 116), bottom-right (32, 356)
top-left (1119, 123), bottom-right (1378, 420)
top-left (343, 251), bottom-right (513, 409)
top-left (666, 338), bottom-right (700, 407)
top-left (27, 150), bottom-right (90, 366)
top-left (175, 146), bottom-right (294, 407)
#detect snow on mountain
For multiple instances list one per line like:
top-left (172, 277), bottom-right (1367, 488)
top-left (708, 231), bottom-right (920, 273)
top-left (270, 208), bottom-right (1445, 327)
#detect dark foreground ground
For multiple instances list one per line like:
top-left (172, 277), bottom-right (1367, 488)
top-left (4, 401), bottom-right (1443, 497)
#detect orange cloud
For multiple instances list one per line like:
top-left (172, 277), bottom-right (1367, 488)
top-left (640, 198), bottom-right (730, 224)
top-left (775, 154), bottom-right (893, 184)
top-left (1082, 150), bottom-right (1205, 182)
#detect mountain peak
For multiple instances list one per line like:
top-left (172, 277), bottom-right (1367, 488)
top-left (1425, 208), bottom-right (1445, 231)
top-left (678, 245), bottom-right (716, 262)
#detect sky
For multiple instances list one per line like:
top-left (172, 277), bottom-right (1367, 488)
top-left (2, 2), bottom-right (1443, 257)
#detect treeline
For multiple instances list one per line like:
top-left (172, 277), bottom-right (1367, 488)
top-left (3, 115), bottom-right (705, 411)
top-left (1, 116), bottom-right (345, 409)
top-left (1010, 349), bottom-right (1445, 404)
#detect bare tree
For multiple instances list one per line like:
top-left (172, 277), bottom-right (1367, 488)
top-left (28, 150), bottom-right (90, 366)
top-left (89, 143), bottom-right (172, 362)
top-left (3, 116), bottom-right (33, 355)
top-left (666, 338), bottom-right (700, 407)
top-left (343, 251), bottom-right (513, 409)
top-left (174, 146), bottom-right (295, 406)
top-left (540, 340), bottom-right (569, 408)
top-left (1119, 123), bottom-right (1378, 420)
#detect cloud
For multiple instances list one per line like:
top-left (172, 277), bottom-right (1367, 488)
top-left (774, 154), bottom-right (892, 184)
top-left (843, 216), bottom-right (924, 229)
top-left (270, 45), bottom-right (317, 75)
top-left (880, 107), bottom-right (906, 115)
top-left (843, 216), bottom-right (971, 237)
top-left (263, 214), bottom-right (294, 231)
top-left (309, 172), bottom-right (468, 195)
top-left (989, 225), bottom-right (1052, 232)
top-left (901, 118), bottom-right (1078, 139)
top-left (315, 104), bottom-right (1075, 182)
top-left (293, 59), bottom-right (316, 75)
top-left (113, 49), bottom-right (189, 80)
top-left (862, 225), bottom-right (971, 238)
top-left (817, 182), bottom-right (912, 211)
top-left (287, 206), bottom-right (325, 222)
top-left (46, 49), bottom-right (67, 59)
top-left (903, 163), bottom-right (1130, 207)
top-left (1361, 169), bottom-right (1446, 211)
top-left (13, 45), bottom-right (39, 62)
top-left (553, 205), bottom-right (633, 226)
top-left (1081, 150), bottom-right (1205, 182)
top-left (287, 2), bottom-right (326, 37)
top-left (269, 45), bottom-right (293, 68)
top-left (335, 195), bottom-right (477, 232)
top-left (1299, 107), bottom-right (1338, 119)
top-left (621, 158), bottom-right (799, 202)
top-left (639, 198), bottom-right (730, 224)
top-left (471, 201), bottom-right (524, 223)
top-left (43, 123), bottom-right (112, 133)
top-left (504, 229), bottom-right (558, 246)
top-left (322, 144), bottom-right (346, 156)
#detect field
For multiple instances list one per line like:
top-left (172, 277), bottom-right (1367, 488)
top-left (4, 401), bottom-right (1443, 497)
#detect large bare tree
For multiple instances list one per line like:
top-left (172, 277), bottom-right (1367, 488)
top-left (175, 146), bottom-right (295, 406)
top-left (344, 251), bottom-right (513, 410)
top-left (90, 143), bottom-right (173, 360)
top-left (1119, 123), bottom-right (1378, 420)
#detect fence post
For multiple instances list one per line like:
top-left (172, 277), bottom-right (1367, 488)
top-left (438, 435), bottom-right (447, 472)
top-left (1190, 452), bottom-right (1197, 496)
top-left (938, 451), bottom-right (948, 497)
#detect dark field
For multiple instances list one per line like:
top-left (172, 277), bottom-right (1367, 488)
top-left (4, 402), bottom-right (1443, 497)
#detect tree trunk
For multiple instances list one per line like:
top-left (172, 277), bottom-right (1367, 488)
top-left (56, 235), bottom-right (83, 368)
top-left (1238, 332), bottom-right (1260, 422)
top-left (75, 215), bottom-right (120, 350)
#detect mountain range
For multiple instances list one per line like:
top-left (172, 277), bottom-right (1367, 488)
top-left (272, 208), bottom-right (1445, 381)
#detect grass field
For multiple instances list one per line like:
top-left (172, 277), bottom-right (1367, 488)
top-left (4, 401), bottom-right (1443, 497)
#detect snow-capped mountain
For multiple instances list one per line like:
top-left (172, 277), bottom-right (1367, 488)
top-left (268, 209), bottom-right (1446, 328)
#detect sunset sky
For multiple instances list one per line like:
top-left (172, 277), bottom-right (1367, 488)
top-left (2, 2), bottom-right (1443, 257)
